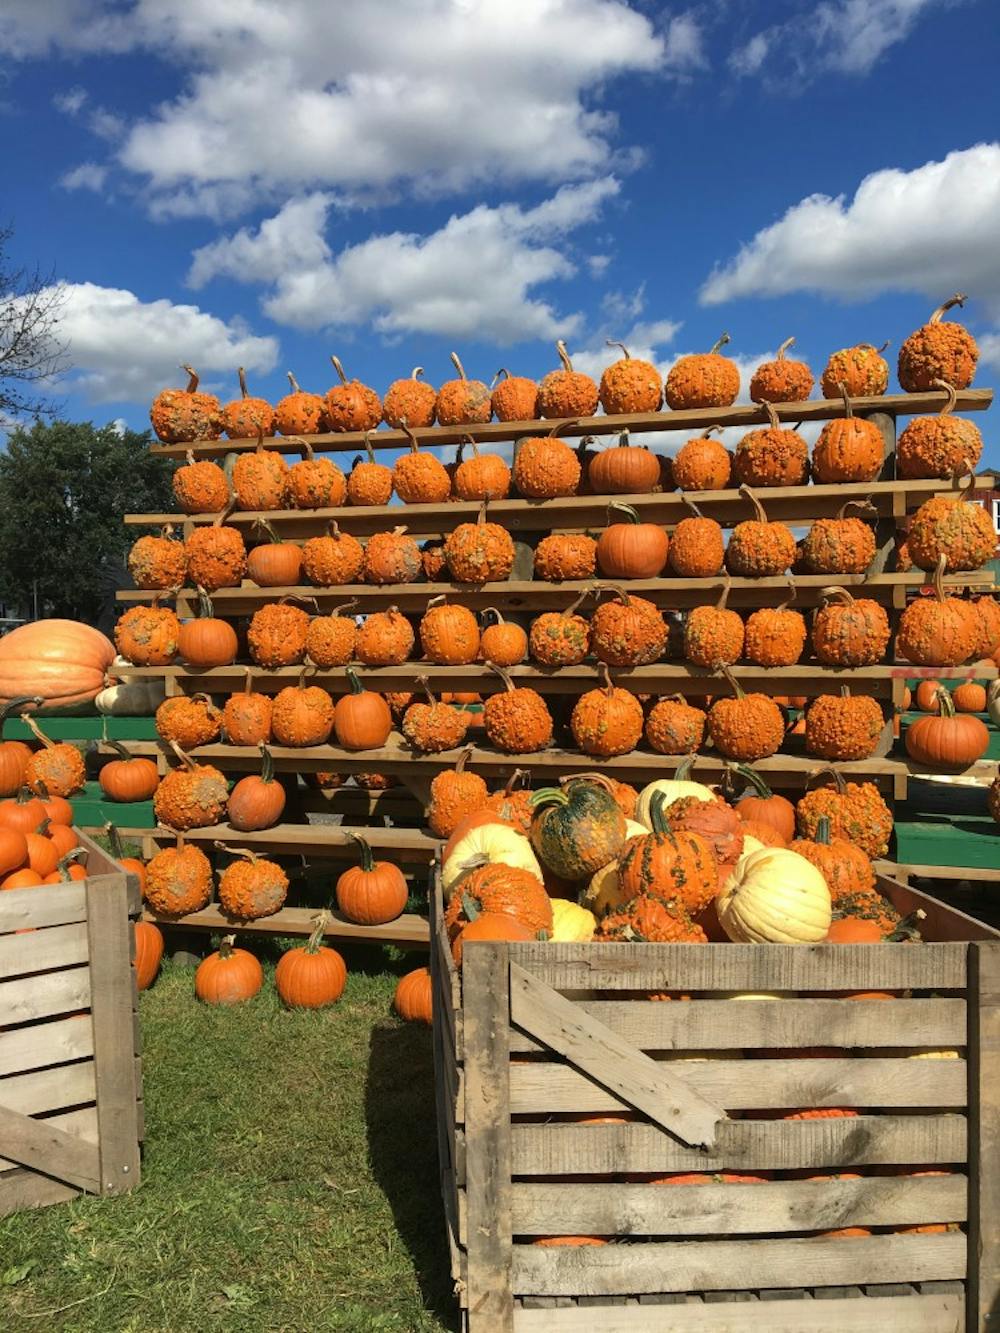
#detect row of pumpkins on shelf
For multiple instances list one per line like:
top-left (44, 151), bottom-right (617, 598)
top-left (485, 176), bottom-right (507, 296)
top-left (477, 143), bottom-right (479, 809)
top-left (131, 476), bottom-right (998, 599)
top-left (166, 385), bottom-right (982, 520)
top-left (115, 569), bottom-right (1000, 680)
top-left (150, 295), bottom-right (980, 444)
top-left (438, 772), bottom-right (906, 958)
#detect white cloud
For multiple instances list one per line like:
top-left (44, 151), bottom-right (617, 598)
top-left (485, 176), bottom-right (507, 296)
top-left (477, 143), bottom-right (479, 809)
top-left (59, 162), bottom-right (108, 192)
top-left (188, 178), bottom-right (620, 343)
top-left (701, 143), bottom-right (1000, 316)
top-left (5, 1), bottom-right (672, 216)
top-left (42, 282), bottom-right (277, 403)
top-left (53, 85), bottom-right (87, 115)
top-left (730, 0), bottom-right (948, 87)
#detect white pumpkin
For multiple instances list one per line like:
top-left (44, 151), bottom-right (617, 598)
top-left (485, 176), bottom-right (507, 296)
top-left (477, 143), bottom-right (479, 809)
top-left (95, 678), bottom-right (167, 716)
top-left (442, 824), bottom-right (542, 899)
top-left (636, 777), bottom-right (715, 829)
top-left (581, 859), bottom-right (625, 918)
top-left (716, 848), bottom-right (832, 944)
top-left (740, 835), bottom-right (765, 858)
top-left (549, 898), bottom-right (596, 942)
top-left (715, 991), bottom-right (787, 1000)
top-left (908, 1047), bottom-right (962, 1060)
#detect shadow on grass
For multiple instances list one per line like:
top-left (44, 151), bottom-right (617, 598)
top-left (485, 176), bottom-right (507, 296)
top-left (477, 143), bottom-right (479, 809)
top-left (366, 1020), bottom-right (461, 1331)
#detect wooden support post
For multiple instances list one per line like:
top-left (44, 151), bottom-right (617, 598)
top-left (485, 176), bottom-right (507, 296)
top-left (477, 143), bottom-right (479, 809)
top-left (463, 943), bottom-right (514, 1332)
top-left (968, 940), bottom-right (1000, 1330)
top-left (85, 875), bottom-right (142, 1195)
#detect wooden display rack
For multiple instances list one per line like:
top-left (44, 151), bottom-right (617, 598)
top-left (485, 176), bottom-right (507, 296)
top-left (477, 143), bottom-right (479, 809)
top-left (430, 875), bottom-right (1000, 1331)
top-left (0, 832), bottom-right (143, 1215)
top-left (114, 385), bottom-right (997, 941)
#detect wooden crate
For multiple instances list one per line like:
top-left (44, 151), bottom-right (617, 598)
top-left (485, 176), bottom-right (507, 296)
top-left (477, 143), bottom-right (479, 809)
top-left (431, 877), bottom-right (1000, 1331)
top-left (0, 831), bottom-right (143, 1215)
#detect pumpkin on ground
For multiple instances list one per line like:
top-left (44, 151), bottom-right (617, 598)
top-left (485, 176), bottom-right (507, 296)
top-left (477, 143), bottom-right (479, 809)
top-left (483, 666), bottom-right (553, 754)
top-left (617, 790), bottom-right (718, 916)
top-left (276, 910), bottom-right (347, 1008)
top-left (393, 966), bottom-right (433, 1023)
top-left (749, 337), bottom-right (813, 403)
top-left (195, 935), bottom-right (263, 1005)
top-left (336, 834), bottom-right (408, 924)
top-left (665, 334), bottom-right (739, 410)
top-left (537, 341), bottom-right (598, 419)
top-left (383, 367), bottom-right (436, 429)
top-left (898, 294), bottom-right (978, 392)
top-left (134, 921), bottom-right (164, 990)
top-left (904, 687), bottom-right (990, 767)
top-left (218, 849), bottom-right (289, 920)
top-left (530, 776), bottom-right (626, 882)
top-left (275, 371), bottom-right (328, 435)
top-left (570, 666), bottom-right (644, 757)
top-left (150, 365), bottom-right (223, 443)
top-left (716, 847), bottom-right (832, 943)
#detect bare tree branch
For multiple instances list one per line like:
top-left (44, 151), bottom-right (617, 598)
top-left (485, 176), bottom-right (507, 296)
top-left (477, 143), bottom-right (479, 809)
top-left (0, 224), bottom-right (68, 419)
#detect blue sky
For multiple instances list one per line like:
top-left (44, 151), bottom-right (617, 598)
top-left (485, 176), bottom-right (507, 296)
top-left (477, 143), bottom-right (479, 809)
top-left (2, 0), bottom-right (999, 459)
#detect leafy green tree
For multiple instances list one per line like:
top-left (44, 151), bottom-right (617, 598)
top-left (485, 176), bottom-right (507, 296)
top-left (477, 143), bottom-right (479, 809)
top-left (0, 419), bottom-right (174, 629)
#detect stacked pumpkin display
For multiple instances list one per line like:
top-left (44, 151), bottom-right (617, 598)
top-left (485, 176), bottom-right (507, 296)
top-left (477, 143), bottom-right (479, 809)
top-left (122, 302), bottom-right (996, 942)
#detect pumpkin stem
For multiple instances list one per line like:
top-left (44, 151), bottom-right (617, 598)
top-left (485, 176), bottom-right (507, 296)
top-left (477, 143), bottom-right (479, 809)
top-left (775, 336), bottom-right (794, 361)
top-left (490, 368), bottom-right (509, 388)
top-left (932, 553), bottom-right (948, 604)
top-left (240, 667), bottom-right (255, 697)
top-left (410, 366), bottom-right (425, 383)
top-left (236, 366), bottom-right (250, 400)
top-left (557, 771), bottom-right (617, 796)
top-left (835, 382), bottom-right (853, 420)
top-left (714, 576), bottom-right (732, 611)
top-left (762, 400), bottom-right (781, 432)
top-left (605, 339), bottom-right (631, 360)
top-left (675, 754), bottom-right (696, 783)
top-left (555, 340), bottom-right (573, 374)
top-left (807, 764), bottom-right (847, 795)
top-left (19, 714), bottom-right (54, 750)
top-left (181, 365), bottom-right (200, 394)
top-left (929, 294), bottom-right (967, 323)
top-left (453, 745), bottom-right (473, 776)
top-left (104, 822), bottom-right (127, 862)
top-left (486, 662), bottom-right (515, 694)
top-left (55, 847), bottom-right (88, 882)
top-left (449, 351), bottom-right (468, 382)
top-left (258, 742), bottom-right (275, 784)
top-left (733, 763), bottom-right (774, 801)
top-left (330, 355), bottom-right (348, 386)
top-left (777, 575), bottom-right (797, 613)
top-left (932, 378), bottom-right (958, 416)
top-left (286, 371), bottom-right (302, 394)
top-left (106, 739), bottom-right (137, 763)
top-left (167, 740), bottom-right (197, 772)
top-left (500, 767), bottom-right (529, 797)
top-left (546, 417), bottom-right (579, 439)
top-left (599, 663), bottom-right (615, 696)
top-left (815, 815), bottom-right (832, 846)
top-left (836, 498), bottom-right (877, 521)
top-left (360, 431), bottom-right (377, 465)
top-left (594, 582), bottom-right (631, 607)
top-left (416, 674), bottom-right (436, 706)
top-left (481, 606), bottom-right (505, 628)
top-left (0, 696), bottom-right (43, 732)
top-left (400, 421), bottom-right (421, 454)
top-left (193, 584), bottom-right (217, 620)
top-left (476, 501), bottom-right (488, 527)
top-left (461, 891), bottom-right (481, 923)
top-left (955, 468), bottom-right (977, 503)
top-left (218, 934), bottom-right (236, 960)
top-left (212, 496), bottom-right (237, 528)
top-left (936, 687), bottom-right (957, 719)
top-left (715, 663), bottom-right (744, 701)
top-left (709, 333), bottom-right (731, 356)
top-left (648, 788), bottom-right (672, 835)
top-left (738, 484), bottom-right (768, 526)
top-left (330, 598), bottom-right (359, 619)
top-left (304, 908), bottom-right (331, 954)
top-left (461, 434), bottom-right (481, 459)
top-left (888, 908), bottom-right (926, 942)
top-left (876, 340), bottom-right (891, 353)
top-left (345, 669), bottom-right (364, 696)
top-left (250, 517), bottom-right (281, 546)
top-left (679, 493), bottom-right (704, 519)
top-left (606, 501), bottom-right (643, 527)
top-left (529, 786), bottom-right (569, 810)
top-left (217, 844), bottom-right (260, 864)
top-left (564, 587), bottom-right (592, 617)
top-left (819, 585), bottom-right (855, 608)
top-left (346, 831), bottom-right (375, 872)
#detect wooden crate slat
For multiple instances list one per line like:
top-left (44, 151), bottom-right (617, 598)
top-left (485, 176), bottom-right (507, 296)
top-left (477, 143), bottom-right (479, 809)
top-left (511, 1116), bottom-right (966, 1176)
top-left (511, 1175), bottom-right (967, 1236)
top-left (508, 1057), bottom-right (967, 1115)
top-left (0, 1167), bottom-right (82, 1218)
top-left (0, 1058), bottom-right (96, 1117)
top-left (133, 822), bottom-right (437, 857)
top-left (506, 997), bottom-right (967, 1054)
top-left (506, 942), bottom-right (968, 992)
top-left (0, 966), bottom-right (91, 1024)
top-left (143, 388), bottom-right (995, 457)
top-left (967, 940), bottom-right (1000, 1330)
top-left (0, 922), bottom-right (91, 981)
top-left (0, 1106), bottom-right (98, 1173)
top-left (511, 1232), bottom-right (966, 1297)
top-left (0, 882), bottom-right (87, 936)
top-left (0, 1014), bottom-right (95, 1078)
top-left (511, 1292), bottom-right (965, 1331)
top-left (142, 902), bottom-right (430, 945)
top-left (0, 1102), bottom-right (101, 1193)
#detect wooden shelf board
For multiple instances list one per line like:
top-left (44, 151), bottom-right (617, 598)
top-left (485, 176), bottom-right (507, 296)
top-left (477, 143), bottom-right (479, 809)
top-left (143, 903), bottom-right (430, 946)
top-left (146, 387), bottom-right (995, 458)
top-left (115, 569), bottom-right (996, 614)
top-left (103, 737), bottom-right (991, 787)
top-left (125, 472), bottom-right (998, 536)
top-left (121, 822), bottom-right (437, 858)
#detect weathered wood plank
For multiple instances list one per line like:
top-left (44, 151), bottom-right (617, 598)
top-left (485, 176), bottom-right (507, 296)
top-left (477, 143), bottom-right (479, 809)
top-left (0, 921), bottom-right (90, 980)
top-left (512, 1293), bottom-right (964, 1331)
top-left (0, 1106), bottom-right (98, 1172)
top-left (507, 942), bottom-right (967, 992)
top-left (967, 940), bottom-right (1000, 1331)
top-left (0, 1103), bottom-right (101, 1192)
top-left (0, 966), bottom-right (91, 1024)
top-left (509, 964), bottom-right (726, 1149)
top-left (463, 944), bottom-right (514, 1331)
top-left (511, 1175), bottom-right (967, 1236)
top-left (145, 389), bottom-right (995, 457)
top-left (0, 1059), bottom-right (96, 1118)
top-left (86, 877), bottom-right (142, 1197)
top-left (878, 875), bottom-right (1000, 943)
top-left (511, 1116), bottom-right (966, 1175)
top-left (508, 1057), bottom-right (967, 1114)
top-left (506, 998), bottom-right (966, 1054)
top-left (0, 882), bottom-right (87, 935)
top-left (0, 1014), bottom-right (95, 1078)
top-left (0, 1167), bottom-right (82, 1217)
top-left (513, 1232), bottom-right (966, 1297)
top-left (143, 902), bottom-right (430, 946)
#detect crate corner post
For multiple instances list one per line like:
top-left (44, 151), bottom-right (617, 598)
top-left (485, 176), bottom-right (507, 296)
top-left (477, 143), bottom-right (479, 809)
top-left (969, 939), bottom-right (1000, 1331)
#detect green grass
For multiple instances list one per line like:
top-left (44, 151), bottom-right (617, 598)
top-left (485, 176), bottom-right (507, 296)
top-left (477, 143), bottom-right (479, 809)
top-left (0, 946), bottom-right (458, 1332)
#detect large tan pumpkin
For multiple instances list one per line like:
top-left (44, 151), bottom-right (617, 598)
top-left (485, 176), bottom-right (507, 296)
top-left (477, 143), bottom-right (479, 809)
top-left (716, 847), bottom-right (832, 943)
top-left (0, 620), bottom-right (115, 712)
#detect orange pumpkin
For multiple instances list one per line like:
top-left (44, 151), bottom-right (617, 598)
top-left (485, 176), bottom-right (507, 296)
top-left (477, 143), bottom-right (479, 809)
top-left (0, 619), bottom-right (115, 712)
top-left (393, 967), bottom-right (433, 1024)
top-left (336, 834), bottom-right (408, 925)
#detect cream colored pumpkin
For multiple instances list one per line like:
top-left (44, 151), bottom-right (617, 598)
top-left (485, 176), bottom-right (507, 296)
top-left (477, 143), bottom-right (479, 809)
top-left (96, 677), bottom-right (167, 715)
top-left (581, 859), bottom-right (626, 919)
top-left (908, 1047), bottom-right (962, 1059)
top-left (442, 824), bottom-right (543, 899)
top-left (740, 835), bottom-right (765, 858)
top-left (549, 898), bottom-right (596, 943)
top-left (636, 778), bottom-right (715, 829)
top-left (715, 991), bottom-right (787, 1000)
top-left (716, 848), bottom-right (832, 944)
